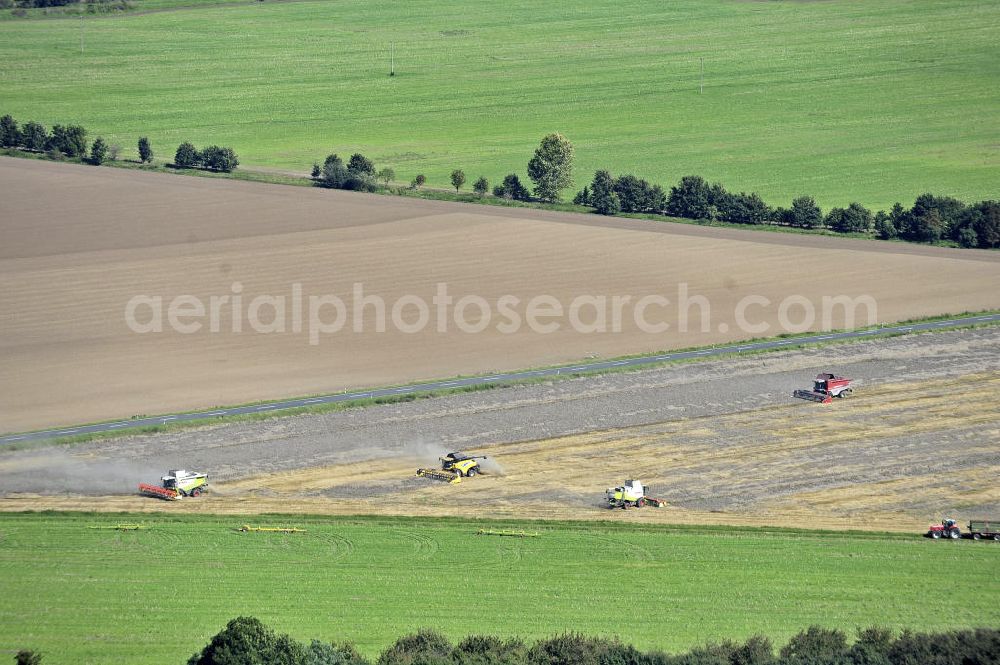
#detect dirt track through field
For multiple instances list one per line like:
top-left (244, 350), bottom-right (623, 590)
top-left (2, 158), bottom-right (999, 432)
top-left (2, 327), bottom-right (997, 532)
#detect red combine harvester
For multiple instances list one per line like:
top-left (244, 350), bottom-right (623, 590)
top-left (793, 373), bottom-right (853, 403)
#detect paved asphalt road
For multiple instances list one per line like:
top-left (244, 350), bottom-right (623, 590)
top-left (3, 314), bottom-right (997, 445)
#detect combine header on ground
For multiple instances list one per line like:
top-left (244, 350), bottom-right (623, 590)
top-left (138, 469), bottom-right (208, 500)
top-left (416, 451), bottom-right (487, 484)
top-left (606, 480), bottom-right (666, 509)
top-left (793, 373), bottom-right (853, 403)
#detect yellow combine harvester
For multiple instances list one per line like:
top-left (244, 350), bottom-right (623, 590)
top-left (416, 451), bottom-right (487, 484)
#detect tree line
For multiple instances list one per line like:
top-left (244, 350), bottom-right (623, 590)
top-left (311, 131), bottom-right (994, 250)
top-left (311, 134), bottom-right (569, 205)
top-left (1, 113), bottom-right (237, 172)
top-left (575, 170), bottom-right (999, 250)
top-left (4, 112), bottom-right (994, 250)
top-left (11, 617), bottom-right (1000, 664)
top-left (93, 616), bottom-right (999, 665)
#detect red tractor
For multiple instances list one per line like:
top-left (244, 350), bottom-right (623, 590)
top-left (927, 518), bottom-right (962, 540)
top-left (793, 373), bottom-right (853, 403)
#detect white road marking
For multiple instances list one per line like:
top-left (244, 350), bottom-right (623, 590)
top-left (302, 398), bottom-right (324, 404)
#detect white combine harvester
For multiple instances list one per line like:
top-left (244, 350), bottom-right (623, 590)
top-left (605, 479), bottom-right (666, 509)
top-left (138, 469), bottom-right (208, 500)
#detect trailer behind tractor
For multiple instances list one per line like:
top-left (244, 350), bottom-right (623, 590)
top-left (968, 520), bottom-right (1000, 541)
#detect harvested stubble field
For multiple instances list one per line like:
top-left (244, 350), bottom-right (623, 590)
top-left (1, 0), bottom-right (998, 208)
top-left (3, 326), bottom-right (998, 532)
top-left (2, 158), bottom-right (999, 432)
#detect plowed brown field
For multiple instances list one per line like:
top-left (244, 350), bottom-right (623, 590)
top-left (2, 157), bottom-right (999, 431)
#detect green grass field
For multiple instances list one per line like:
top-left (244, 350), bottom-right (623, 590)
top-left (0, 513), bottom-right (997, 664)
top-left (1, 0), bottom-right (998, 210)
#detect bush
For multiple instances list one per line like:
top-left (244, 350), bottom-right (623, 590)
top-left (411, 173), bottom-right (426, 189)
top-left (778, 626), bottom-right (848, 665)
top-left (494, 173), bottom-right (530, 201)
top-left (200, 145), bottom-right (239, 172)
top-left (473, 176), bottom-right (489, 196)
top-left (0, 114), bottom-right (20, 148)
top-left (187, 616), bottom-right (307, 665)
top-left (108, 143), bottom-right (121, 161)
top-left (873, 211), bottom-right (897, 240)
top-left (15, 651), bottom-right (42, 665)
top-left (318, 154), bottom-right (349, 188)
top-left (526, 633), bottom-right (636, 665)
top-left (174, 141), bottom-right (200, 168)
top-left (89, 136), bottom-right (107, 165)
top-left (46, 124), bottom-right (87, 157)
top-left (719, 192), bottom-right (772, 225)
top-left (377, 167), bottom-right (395, 188)
top-left (826, 202), bottom-right (872, 233)
top-left (667, 175), bottom-right (726, 220)
top-left (138, 136), bottom-right (153, 163)
top-left (903, 208), bottom-right (944, 243)
top-left (572, 185), bottom-right (590, 206)
top-left (305, 639), bottom-right (370, 665)
top-left (339, 153), bottom-right (377, 190)
top-left (951, 200), bottom-right (1000, 249)
top-left (451, 169), bottom-right (466, 192)
top-left (452, 635), bottom-right (527, 665)
top-left (614, 173), bottom-right (658, 213)
top-left (21, 121), bottom-right (47, 151)
top-left (378, 628), bottom-right (452, 665)
top-left (789, 196), bottom-right (823, 229)
top-left (589, 170), bottom-right (620, 216)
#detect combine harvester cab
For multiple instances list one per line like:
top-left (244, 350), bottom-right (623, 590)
top-left (139, 469), bottom-right (208, 500)
top-left (793, 373), bottom-right (853, 404)
top-left (606, 480), bottom-right (666, 509)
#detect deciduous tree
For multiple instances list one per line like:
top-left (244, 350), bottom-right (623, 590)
top-left (526, 133), bottom-right (574, 202)
top-left (174, 141), bottom-right (200, 168)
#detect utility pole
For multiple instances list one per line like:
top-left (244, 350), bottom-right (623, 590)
top-left (700, 57), bottom-right (704, 94)
top-left (390, 41), bottom-right (395, 76)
